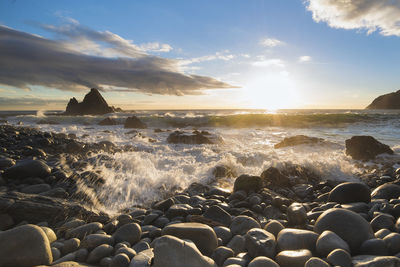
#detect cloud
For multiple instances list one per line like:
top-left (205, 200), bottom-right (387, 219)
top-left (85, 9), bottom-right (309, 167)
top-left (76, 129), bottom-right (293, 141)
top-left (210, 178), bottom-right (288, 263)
top-left (0, 96), bottom-right (66, 106)
top-left (260, 38), bottom-right (285, 47)
top-left (306, 0), bottom-right (400, 36)
top-left (179, 51), bottom-right (235, 66)
top-left (251, 58), bottom-right (285, 67)
top-left (0, 25), bottom-right (235, 95)
top-left (299, 56), bottom-right (312, 62)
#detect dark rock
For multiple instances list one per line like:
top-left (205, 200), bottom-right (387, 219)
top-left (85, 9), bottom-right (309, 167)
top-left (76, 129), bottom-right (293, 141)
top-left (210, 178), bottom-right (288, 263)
top-left (167, 131), bottom-right (213, 144)
top-left (248, 256), bottom-right (279, 267)
top-left (0, 213), bottom-right (14, 230)
top-left (366, 90), bottom-right (400, 109)
top-left (328, 182), bottom-right (371, 204)
top-left (3, 159), bottom-right (51, 180)
top-left (277, 228), bottom-right (318, 252)
top-left (316, 230), bottom-right (350, 256)
top-left (212, 246), bottom-right (234, 266)
top-left (124, 116), bottom-right (147, 129)
top-left (370, 213), bottom-right (394, 231)
top-left (345, 136), bottom-right (393, 160)
top-left (21, 183), bottom-right (51, 194)
top-left (383, 232), bottom-right (400, 255)
top-left (360, 238), bottom-right (389, 256)
top-left (245, 228), bottom-right (276, 258)
top-left (203, 205), bottom-right (232, 226)
top-left (352, 255), bottom-right (400, 266)
top-left (274, 135), bottom-right (325, 149)
top-left (260, 167), bottom-right (290, 187)
top-left (65, 88), bottom-right (117, 115)
top-left (99, 117), bottom-right (118, 126)
top-left (287, 202), bottom-right (307, 226)
top-left (213, 165), bottom-right (236, 178)
top-left (87, 244), bottom-right (113, 264)
top-left (113, 223), bottom-right (142, 245)
top-left (230, 215), bottom-right (261, 235)
top-left (304, 257), bottom-right (330, 267)
top-left (276, 249), bottom-right (312, 267)
top-left (326, 248), bottom-right (351, 267)
top-left (233, 175), bottom-right (262, 193)
top-left (371, 183), bottom-right (400, 200)
top-left (314, 208), bottom-right (374, 253)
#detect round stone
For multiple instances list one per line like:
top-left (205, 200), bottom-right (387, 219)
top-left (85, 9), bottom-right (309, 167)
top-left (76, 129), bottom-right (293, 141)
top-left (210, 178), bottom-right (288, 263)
top-left (233, 175), bottom-right (262, 193)
top-left (305, 257), bottom-right (330, 267)
top-left (287, 203), bottom-right (307, 226)
top-left (248, 256), bottom-right (279, 267)
top-left (3, 159), bottom-right (51, 180)
top-left (112, 223), bottom-right (141, 245)
top-left (244, 228), bottom-right (276, 258)
top-left (371, 184), bottom-right (400, 200)
top-left (360, 238), bottom-right (389, 256)
top-left (264, 220), bottom-right (284, 237)
top-left (314, 208), bottom-right (374, 253)
top-left (277, 228), bottom-right (318, 252)
top-left (316, 230), bottom-right (350, 256)
top-left (328, 182), bottom-right (371, 204)
top-left (326, 248), bottom-right (352, 267)
top-left (230, 215), bottom-right (261, 235)
top-left (370, 214), bottom-right (394, 232)
top-left (110, 253), bottom-right (130, 267)
top-left (276, 249), bottom-right (312, 267)
top-left (383, 232), bottom-right (400, 255)
top-left (87, 244), bottom-right (114, 264)
top-left (212, 246), bottom-right (234, 266)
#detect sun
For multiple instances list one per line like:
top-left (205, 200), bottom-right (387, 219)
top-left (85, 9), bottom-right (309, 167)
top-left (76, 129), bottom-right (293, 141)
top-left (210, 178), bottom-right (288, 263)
top-left (244, 71), bottom-right (301, 110)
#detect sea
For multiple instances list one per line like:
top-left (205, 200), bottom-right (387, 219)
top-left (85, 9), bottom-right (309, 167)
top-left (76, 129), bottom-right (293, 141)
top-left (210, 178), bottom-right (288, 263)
top-left (1, 109), bottom-right (400, 212)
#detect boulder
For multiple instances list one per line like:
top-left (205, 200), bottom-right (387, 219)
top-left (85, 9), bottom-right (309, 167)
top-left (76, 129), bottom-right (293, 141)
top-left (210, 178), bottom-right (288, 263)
top-left (274, 135), bottom-right (325, 149)
top-left (230, 215), bottom-right (261, 235)
top-left (21, 183), bottom-right (51, 194)
top-left (366, 90), bottom-right (400, 109)
top-left (167, 131), bottom-right (213, 144)
top-left (277, 228), bottom-right (319, 252)
top-left (153, 235), bottom-right (217, 267)
top-left (124, 116), bottom-right (147, 129)
top-left (326, 249), bottom-right (351, 267)
top-left (233, 175), bottom-right (262, 193)
top-left (287, 202), bottom-right (307, 226)
top-left (65, 88), bottom-right (116, 115)
top-left (203, 205), bottom-right (232, 226)
top-left (352, 255), bottom-right (400, 267)
top-left (359, 238), bottom-right (389, 256)
top-left (86, 244), bottom-right (113, 264)
top-left (276, 249), bottom-right (312, 267)
top-left (245, 228), bottom-right (276, 258)
top-left (260, 167), bottom-right (290, 187)
top-left (211, 246), bottom-right (234, 266)
top-left (162, 222), bottom-right (218, 256)
top-left (3, 159), bottom-right (51, 180)
top-left (113, 223), bottom-right (142, 245)
top-left (371, 183), bottom-right (400, 200)
top-left (0, 224), bottom-right (52, 266)
top-left (316, 230), bottom-right (350, 256)
top-left (98, 117), bottom-right (118, 126)
top-left (328, 182), bottom-right (371, 204)
top-left (314, 208), bottom-right (374, 253)
top-left (130, 248), bottom-right (153, 267)
top-left (345, 136), bottom-right (393, 160)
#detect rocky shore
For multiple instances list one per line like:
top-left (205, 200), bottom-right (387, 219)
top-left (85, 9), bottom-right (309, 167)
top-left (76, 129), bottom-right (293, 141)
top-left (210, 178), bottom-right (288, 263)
top-left (1, 124), bottom-right (400, 266)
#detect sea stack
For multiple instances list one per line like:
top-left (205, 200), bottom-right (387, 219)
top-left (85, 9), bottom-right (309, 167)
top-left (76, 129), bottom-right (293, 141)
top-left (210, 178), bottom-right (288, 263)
top-left (65, 88), bottom-right (119, 115)
top-left (366, 90), bottom-right (400, 109)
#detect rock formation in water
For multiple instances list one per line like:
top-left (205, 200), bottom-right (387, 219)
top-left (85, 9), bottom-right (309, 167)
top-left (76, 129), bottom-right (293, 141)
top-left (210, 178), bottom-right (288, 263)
top-left (366, 90), bottom-right (400, 109)
top-left (65, 88), bottom-right (120, 115)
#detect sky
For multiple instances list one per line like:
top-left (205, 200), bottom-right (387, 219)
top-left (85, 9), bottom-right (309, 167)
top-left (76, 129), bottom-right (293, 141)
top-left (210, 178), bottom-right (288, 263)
top-left (1, 0), bottom-right (400, 110)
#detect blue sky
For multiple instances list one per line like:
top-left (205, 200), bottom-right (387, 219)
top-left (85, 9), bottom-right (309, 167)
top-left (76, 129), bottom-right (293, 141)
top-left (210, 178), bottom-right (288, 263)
top-left (1, 0), bottom-right (400, 110)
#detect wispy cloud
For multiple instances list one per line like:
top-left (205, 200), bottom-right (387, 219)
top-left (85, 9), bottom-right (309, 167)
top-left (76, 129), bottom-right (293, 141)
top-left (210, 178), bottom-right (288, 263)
top-left (306, 0), bottom-right (400, 36)
top-left (179, 50), bottom-right (235, 66)
top-left (299, 56), bottom-right (312, 62)
top-left (0, 23), bottom-right (235, 96)
top-left (252, 58), bottom-right (285, 68)
top-left (0, 96), bottom-right (66, 106)
top-left (260, 38), bottom-right (285, 48)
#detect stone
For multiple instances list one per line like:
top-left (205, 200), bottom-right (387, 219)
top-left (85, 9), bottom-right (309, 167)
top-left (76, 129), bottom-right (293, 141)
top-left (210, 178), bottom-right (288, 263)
top-left (326, 248), bottom-right (352, 267)
top-left (276, 249), bottom-right (312, 267)
top-left (62, 238), bottom-right (80, 255)
top-left (277, 228), bottom-right (318, 252)
top-left (65, 88), bottom-right (116, 115)
top-left (227, 235), bottom-right (246, 255)
top-left (167, 131), bottom-right (214, 145)
top-left (328, 182), bottom-right (371, 204)
top-left (212, 246), bottom-right (234, 266)
top-left (203, 205), bottom-right (232, 226)
top-left (233, 175), bottom-right (262, 193)
top-left (213, 165), bottom-right (236, 178)
top-left (0, 213), bottom-right (14, 230)
top-left (360, 238), bottom-right (389, 256)
top-left (87, 244), bottom-right (114, 264)
top-left (263, 220), bottom-right (284, 237)
top-left (244, 228), bottom-right (276, 258)
top-left (370, 213), bottom-right (394, 232)
top-left (352, 255), bottom-right (400, 267)
top-left (260, 167), bottom-right (289, 187)
top-left (274, 135), bottom-right (325, 149)
top-left (287, 202), bottom-right (307, 225)
top-left (113, 223), bottom-right (142, 245)
top-left (345, 136), bottom-right (393, 160)
top-left (0, 157), bottom-right (15, 169)
top-left (124, 116), bottom-right (147, 129)
top-left (132, 241), bottom-right (150, 254)
top-left (366, 89), bottom-right (400, 109)
top-left (305, 257), bottom-right (330, 267)
top-left (21, 183), bottom-right (51, 194)
top-left (75, 248), bottom-right (88, 262)
top-left (230, 215), bottom-right (261, 235)
top-left (111, 253), bottom-right (130, 267)
top-left (248, 256), bottom-right (279, 267)
top-left (153, 198), bottom-right (175, 211)
top-left (213, 226), bottom-right (232, 245)
top-left (129, 248), bottom-right (153, 267)
top-left (81, 234), bottom-right (114, 250)
top-left (41, 226), bottom-right (57, 243)
top-left (162, 222), bottom-right (218, 256)
top-left (314, 208), bottom-right (374, 253)
top-left (316, 230), bottom-right (350, 256)
top-left (0, 224), bottom-right (52, 266)
top-left (375, 228), bottom-right (391, 239)
top-left (52, 247), bottom-right (61, 261)
top-left (99, 117), bottom-right (118, 126)
top-left (66, 222), bottom-right (103, 240)
top-left (222, 257), bottom-right (247, 266)
top-left (383, 232), bottom-right (400, 255)
top-left (371, 184), bottom-right (400, 200)
top-left (3, 159), bottom-right (51, 180)
top-left (153, 235), bottom-right (217, 267)
top-left (166, 204), bottom-right (194, 219)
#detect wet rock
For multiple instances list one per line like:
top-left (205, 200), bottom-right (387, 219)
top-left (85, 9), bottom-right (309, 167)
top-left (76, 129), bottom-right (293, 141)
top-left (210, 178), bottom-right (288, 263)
top-left (61, 238), bottom-right (80, 255)
top-left (345, 136), bottom-right (393, 160)
top-left (213, 226), bottom-right (232, 245)
top-left (99, 117), bottom-right (118, 126)
top-left (203, 205), bottom-right (232, 226)
top-left (153, 198), bottom-right (175, 212)
top-left (287, 202), bottom-right (307, 226)
top-left (65, 88), bottom-right (116, 115)
top-left (0, 157), bottom-right (15, 169)
top-left (41, 226), bottom-right (57, 243)
top-left (352, 255), bottom-right (400, 267)
top-left (227, 235), bottom-right (246, 255)
top-left (212, 246), bottom-right (234, 266)
top-left (383, 232), bottom-right (400, 254)
top-left (248, 256), bottom-right (279, 267)
top-left (81, 234), bottom-right (114, 250)
top-left (0, 224), bottom-right (52, 266)
top-left (328, 182), bottom-right (371, 204)
top-left (213, 165), bottom-right (236, 178)
top-left (314, 208), bottom-right (374, 253)
top-left (233, 175), bottom-right (262, 193)
top-left (3, 159), bottom-right (51, 180)
top-left (66, 222), bottom-right (103, 240)
top-left (113, 223), bottom-right (142, 245)
top-left (304, 257), bottom-right (330, 267)
top-left (111, 253), bottom-right (130, 267)
top-left (21, 183), bottom-right (51, 194)
top-left (276, 249), bottom-right (312, 267)
top-left (87, 244), bottom-right (113, 264)
top-left (277, 228), bottom-right (318, 252)
top-left (260, 167), bottom-right (289, 187)
top-left (124, 116), bottom-right (147, 129)
top-left (370, 213), bottom-right (394, 231)
top-left (263, 220), bottom-right (284, 237)
top-left (244, 228), bottom-right (276, 258)
top-left (130, 248), bottom-right (153, 267)
top-left (167, 131), bottom-right (213, 145)
top-left (360, 238), bottom-right (388, 256)
top-left (230, 215), bottom-right (261, 235)
top-left (326, 248), bottom-right (351, 267)
top-left (0, 213), bottom-right (14, 230)
top-left (153, 235), bottom-right (217, 267)
top-left (274, 135), bottom-right (325, 149)
top-left (316, 230), bottom-right (350, 256)
top-left (371, 183), bottom-right (400, 200)
top-left (162, 222), bottom-right (218, 256)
